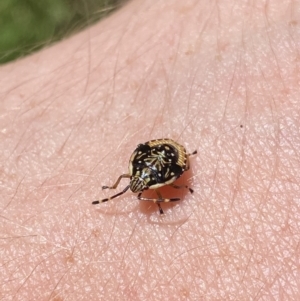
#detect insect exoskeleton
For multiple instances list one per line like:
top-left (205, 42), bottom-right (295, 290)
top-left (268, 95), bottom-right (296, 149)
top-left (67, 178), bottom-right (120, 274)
top-left (92, 138), bottom-right (197, 214)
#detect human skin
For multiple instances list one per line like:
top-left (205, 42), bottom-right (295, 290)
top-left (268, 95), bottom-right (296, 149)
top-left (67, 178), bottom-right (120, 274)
top-left (1, 0), bottom-right (300, 300)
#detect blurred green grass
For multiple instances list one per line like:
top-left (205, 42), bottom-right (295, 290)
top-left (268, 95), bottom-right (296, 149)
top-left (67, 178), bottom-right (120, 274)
top-left (0, 0), bottom-right (121, 64)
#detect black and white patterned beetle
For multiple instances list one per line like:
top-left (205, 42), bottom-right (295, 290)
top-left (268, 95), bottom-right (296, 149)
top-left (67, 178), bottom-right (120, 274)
top-left (92, 138), bottom-right (197, 214)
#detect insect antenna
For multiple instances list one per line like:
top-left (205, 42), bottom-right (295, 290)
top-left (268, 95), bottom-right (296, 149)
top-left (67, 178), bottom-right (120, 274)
top-left (92, 185), bottom-right (130, 204)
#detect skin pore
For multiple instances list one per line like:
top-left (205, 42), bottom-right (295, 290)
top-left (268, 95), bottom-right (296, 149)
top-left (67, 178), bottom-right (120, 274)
top-left (1, 0), bottom-right (300, 299)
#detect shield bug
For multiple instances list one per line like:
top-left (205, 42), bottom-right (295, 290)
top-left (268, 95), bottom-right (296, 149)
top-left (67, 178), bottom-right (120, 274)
top-left (92, 138), bottom-right (197, 214)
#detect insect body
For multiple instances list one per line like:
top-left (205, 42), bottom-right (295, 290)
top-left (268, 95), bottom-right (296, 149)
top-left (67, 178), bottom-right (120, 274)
top-left (92, 138), bottom-right (197, 214)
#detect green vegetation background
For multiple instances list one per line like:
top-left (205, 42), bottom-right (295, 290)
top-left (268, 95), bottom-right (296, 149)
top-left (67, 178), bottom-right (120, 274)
top-left (0, 0), bottom-right (121, 64)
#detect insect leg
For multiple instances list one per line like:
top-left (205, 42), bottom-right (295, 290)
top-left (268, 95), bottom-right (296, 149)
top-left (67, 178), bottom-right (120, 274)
top-left (157, 203), bottom-right (164, 215)
top-left (187, 150), bottom-right (197, 156)
top-left (102, 174), bottom-right (131, 190)
top-left (137, 190), bottom-right (181, 215)
top-left (170, 183), bottom-right (194, 193)
top-left (92, 185), bottom-right (130, 205)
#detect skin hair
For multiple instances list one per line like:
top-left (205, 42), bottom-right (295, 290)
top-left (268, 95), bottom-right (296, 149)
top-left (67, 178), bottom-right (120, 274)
top-left (1, 0), bottom-right (300, 299)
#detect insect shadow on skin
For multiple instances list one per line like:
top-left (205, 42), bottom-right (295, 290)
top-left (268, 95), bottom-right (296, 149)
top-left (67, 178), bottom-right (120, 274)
top-left (92, 138), bottom-right (197, 215)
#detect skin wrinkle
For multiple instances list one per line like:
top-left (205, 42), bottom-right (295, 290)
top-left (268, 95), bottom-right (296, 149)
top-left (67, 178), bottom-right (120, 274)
top-left (1, 0), bottom-right (300, 300)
